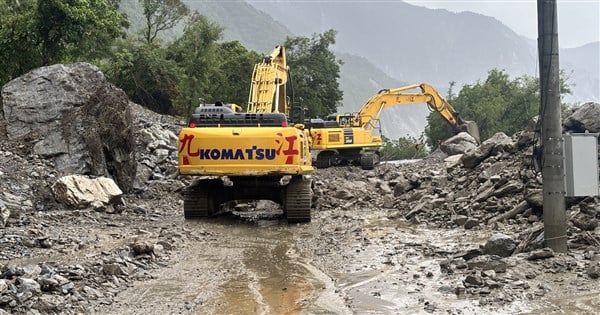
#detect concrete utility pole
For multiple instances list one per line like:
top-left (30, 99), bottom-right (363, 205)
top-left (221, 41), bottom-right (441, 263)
top-left (537, 0), bottom-right (567, 252)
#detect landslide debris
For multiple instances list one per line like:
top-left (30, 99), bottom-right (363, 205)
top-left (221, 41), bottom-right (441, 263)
top-left (0, 63), bottom-right (598, 314)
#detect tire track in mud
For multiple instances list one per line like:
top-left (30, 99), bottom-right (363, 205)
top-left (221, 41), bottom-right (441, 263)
top-left (97, 218), bottom-right (341, 315)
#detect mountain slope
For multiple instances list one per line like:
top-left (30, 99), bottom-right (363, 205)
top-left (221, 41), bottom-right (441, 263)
top-left (561, 42), bottom-right (600, 104)
top-left (183, 0), bottom-right (292, 53)
top-left (249, 1), bottom-right (538, 90)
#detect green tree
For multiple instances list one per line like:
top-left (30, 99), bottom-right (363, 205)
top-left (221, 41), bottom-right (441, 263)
top-left (37, 0), bottom-right (126, 65)
top-left (424, 68), bottom-right (571, 147)
top-left (208, 41), bottom-right (261, 107)
top-left (0, 0), bottom-right (41, 85)
top-left (284, 29), bottom-right (343, 118)
top-left (166, 13), bottom-right (223, 116)
top-left (140, 0), bottom-right (189, 45)
top-left (105, 44), bottom-right (181, 114)
top-left (380, 135), bottom-right (428, 161)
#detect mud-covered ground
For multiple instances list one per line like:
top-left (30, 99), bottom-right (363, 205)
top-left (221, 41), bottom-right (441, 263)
top-left (1, 104), bottom-right (599, 315)
top-left (1, 166), bottom-right (599, 314)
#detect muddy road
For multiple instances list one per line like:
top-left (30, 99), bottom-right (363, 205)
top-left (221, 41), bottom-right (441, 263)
top-left (1, 165), bottom-right (599, 314)
top-left (85, 178), bottom-right (599, 315)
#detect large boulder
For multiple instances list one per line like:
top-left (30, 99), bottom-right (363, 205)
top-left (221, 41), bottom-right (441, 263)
top-left (461, 132), bottom-right (515, 169)
top-left (51, 175), bottom-right (123, 209)
top-left (563, 102), bottom-right (600, 133)
top-left (483, 233), bottom-right (516, 257)
top-left (440, 132), bottom-right (478, 155)
top-left (1, 63), bottom-right (136, 192)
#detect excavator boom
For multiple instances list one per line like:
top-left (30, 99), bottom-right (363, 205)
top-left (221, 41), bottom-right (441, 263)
top-left (247, 45), bottom-right (289, 115)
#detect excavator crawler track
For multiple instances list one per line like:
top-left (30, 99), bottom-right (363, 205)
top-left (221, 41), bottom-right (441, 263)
top-left (183, 185), bottom-right (215, 219)
top-left (284, 177), bottom-right (312, 223)
top-left (360, 153), bottom-right (377, 170)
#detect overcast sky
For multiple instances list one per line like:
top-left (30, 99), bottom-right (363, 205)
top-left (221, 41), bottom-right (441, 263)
top-left (404, 0), bottom-right (600, 48)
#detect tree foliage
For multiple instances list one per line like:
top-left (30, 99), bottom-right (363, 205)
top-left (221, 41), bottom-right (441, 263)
top-left (0, 0), bottom-right (41, 84)
top-left (105, 44), bottom-right (181, 114)
top-left (380, 135), bottom-right (428, 161)
top-left (166, 14), bottom-right (222, 115)
top-left (284, 30), bottom-right (343, 118)
top-left (140, 0), bottom-right (189, 44)
top-left (37, 0), bottom-right (126, 64)
top-left (0, 0), bottom-right (125, 85)
top-left (424, 69), bottom-right (571, 147)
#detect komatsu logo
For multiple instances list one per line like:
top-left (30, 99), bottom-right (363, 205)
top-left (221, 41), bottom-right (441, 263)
top-left (198, 147), bottom-right (276, 160)
top-left (179, 133), bottom-right (299, 165)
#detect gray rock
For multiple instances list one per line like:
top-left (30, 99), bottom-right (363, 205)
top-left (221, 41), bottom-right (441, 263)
top-left (393, 178), bottom-right (418, 196)
top-left (22, 265), bottom-right (42, 278)
top-left (17, 278), bottom-right (41, 294)
top-left (563, 102), bottom-right (600, 133)
top-left (586, 262), bottom-right (600, 279)
top-left (525, 189), bottom-right (543, 210)
top-left (0, 201), bottom-right (8, 227)
top-left (0, 279), bottom-right (8, 293)
top-left (154, 149), bottom-right (170, 164)
top-left (483, 233), bottom-right (516, 257)
top-left (464, 218), bottom-right (480, 229)
top-left (34, 295), bottom-right (64, 312)
top-left (527, 248), bottom-right (555, 260)
top-left (571, 214), bottom-right (598, 231)
top-left (334, 189), bottom-right (353, 200)
top-left (440, 132), bottom-right (478, 155)
top-left (102, 264), bottom-right (128, 276)
top-left (464, 273), bottom-right (484, 286)
top-left (130, 242), bottom-right (154, 255)
top-left (1, 63), bottom-right (136, 192)
top-left (460, 132), bottom-right (514, 169)
top-left (467, 255), bottom-right (508, 273)
top-left (52, 175), bottom-right (123, 209)
top-left (453, 215), bottom-right (468, 226)
top-left (493, 181), bottom-right (523, 198)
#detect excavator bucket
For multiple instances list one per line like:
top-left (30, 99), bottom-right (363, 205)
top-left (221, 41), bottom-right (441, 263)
top-left (460, 120), bottom-right (481, 144)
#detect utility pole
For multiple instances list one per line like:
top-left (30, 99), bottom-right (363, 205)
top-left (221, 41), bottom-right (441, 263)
top-left (537, 0), bottom-right (567, 252)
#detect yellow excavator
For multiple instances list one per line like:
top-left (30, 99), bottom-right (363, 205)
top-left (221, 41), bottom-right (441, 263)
top-left (308, 83), bottom-right (480, 169)
top-left (177, 46), bottom-right (314, 223)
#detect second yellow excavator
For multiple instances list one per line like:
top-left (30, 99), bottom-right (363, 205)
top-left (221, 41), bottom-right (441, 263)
top-left (308, 83), bottom-right (480, 169)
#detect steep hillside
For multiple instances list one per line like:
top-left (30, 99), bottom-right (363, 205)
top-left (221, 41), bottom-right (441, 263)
top-left (250, 1), bottom-right (538, 90)
top-left (561, 42), bottom-right (600, 104)
top-left (183, 0), bottom-right (292, 53)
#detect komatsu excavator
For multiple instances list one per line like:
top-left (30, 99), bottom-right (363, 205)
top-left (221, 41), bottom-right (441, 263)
top-left (308, 83), bottom-right (480, 169)
top-left (177, 46), bottom-right (314, 223)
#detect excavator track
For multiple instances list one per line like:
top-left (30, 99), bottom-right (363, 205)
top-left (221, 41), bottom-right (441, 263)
top-left (360, 152), bottom-right (378, 170)
top-left (315, 154), bottom-right (332, 168)
top-left (183, 185), bottom-right (215, 219)
top-left (284, 177), bottom-right (312, 223)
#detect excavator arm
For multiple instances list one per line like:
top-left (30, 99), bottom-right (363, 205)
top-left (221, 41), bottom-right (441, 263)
top-left (353, 83), bottom-right (480, 143)
top-left (247, 45), bottom-right (289, 115)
